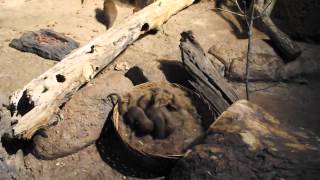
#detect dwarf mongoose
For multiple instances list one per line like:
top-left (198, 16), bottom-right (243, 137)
top-left (125, 106), bottom-right (154, 135)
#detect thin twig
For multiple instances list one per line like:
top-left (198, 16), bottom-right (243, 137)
top-left (249, 82), bottom-right (281, 93)
top-left (245, 0), bottom-right (255, 100)
top-left (213, 0), bottom-right (272, 100)
top-left (243, 1), bottom-right (250, 27)
top-left (213, 8), bottom-right (246, 17)
top-left (231, 0), bottom-right (244, 14)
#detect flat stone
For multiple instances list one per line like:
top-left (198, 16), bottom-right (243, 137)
top-left (9, 29), bottom-right (79, 61)
top-left (228, 53), bottom-right (284, 82)
top-left (208, 40), bottom-right (286, 82)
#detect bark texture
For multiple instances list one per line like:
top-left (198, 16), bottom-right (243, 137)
top-left (169, 100), bottom-right (320, 180)
top-left (180, 31), bottom-right (239, 115)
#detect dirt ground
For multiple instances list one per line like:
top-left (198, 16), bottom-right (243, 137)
top-left (0, 0), bottom-right (320, 179)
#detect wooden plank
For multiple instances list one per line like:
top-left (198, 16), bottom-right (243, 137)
top-left (9, 0), bottom-right (196, 139)
top-left (179, 31), bottom-right (239, 114)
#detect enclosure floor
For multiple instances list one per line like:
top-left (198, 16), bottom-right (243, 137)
top-left (0, 0), bottom-right (319, 179)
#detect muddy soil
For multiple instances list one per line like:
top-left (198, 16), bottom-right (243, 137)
top-left (0, 0), bottom-right (320, 179)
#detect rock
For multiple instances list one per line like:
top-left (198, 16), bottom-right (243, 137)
top-left (114, 62), bottom-right (130, 71)
top-left (32, 72), bottom-right (134, 159)
top-left (208, 40), bottom-right (320, 82)
top-left (207, 54), bottom-right (225, 77)
top-left (228, 53), bottom-right (284, 82)
top-left (208, 40), bottom-right (288, 82)
top-left (0, 107), bottom-right (24, 180)
top-left (9, 29), bottom-right (79, 61)
top-left (208, 40), bottom-right (246, 66)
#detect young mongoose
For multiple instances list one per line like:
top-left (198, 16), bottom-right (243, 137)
top-left (145, 106), bottom-right (167, 139)
top-left (103, 0), bottom-right (118, 29)
top-left (108, 93), bottom-right (154, 135)
top-left (82, 0), bottom-right (155, 29)
top-left (132, 0), bottom-right (155, 10)
top-left (125, 106), bottom-right (154, 135)
top-left (103, 0), bottom-right (155, 29)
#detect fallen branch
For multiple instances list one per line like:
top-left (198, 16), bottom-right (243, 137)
top-left (255, 0), bottom-right (302, 62)
top-left (180, 31), bottom-right (239, 115)
top-left (9, 0), bottom-right (196, 139)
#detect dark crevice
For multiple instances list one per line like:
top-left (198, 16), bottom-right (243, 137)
top-left (42, 87), bottom-right (48, 93)
top-left (1, 134), bottom-right (33, 155)
top-left (97, 117), bottom-right (174, 179)
top-left (125, 66), bottom-right (148, 85)
top-left (16, 90), bottom-right (35, 116)
top-left (56, 74), bottom-right (66, 83)
top-left (59, 102), bottom-right (67, 110)
top-left (141, 23), bottom-right (150, 31)
top-left (78, 82), bottom-right (88, 91)
top-left (158, 60), bottom-right (194, 90)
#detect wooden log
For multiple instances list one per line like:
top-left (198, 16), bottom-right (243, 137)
top-left (8, 0), bottom-right (196, 139)
top-left (179, 31), bottom-right (239, 115)
top-left (255, 1), bottom-right (302, 62)
top-left (169, 100), bottom-right (320, 179)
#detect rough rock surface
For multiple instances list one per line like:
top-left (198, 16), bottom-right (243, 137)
top-left (228, 53), bottom-right (284, 82)
top-left (32, 72), bottom-right (134, 160)
top-left (208, 40), bottom-right (320, 82)
top-left (26, 144), bottom-right (160, 180)
top-left (0, 107), bottom-right (27, 179)
top-left (208, 39), bottom-right (285, 82)
top-left (9, 29), bottom-right (79, 61)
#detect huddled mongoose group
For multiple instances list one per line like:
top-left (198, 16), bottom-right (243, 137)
top-left (109, 88), bottom-right (176, 139)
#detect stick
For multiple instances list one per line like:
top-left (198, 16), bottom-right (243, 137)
top-left (245, 0), bottom-right (255, 100)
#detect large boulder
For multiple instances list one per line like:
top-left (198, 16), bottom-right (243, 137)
top-left (32, 72), bottom-right (134, 159)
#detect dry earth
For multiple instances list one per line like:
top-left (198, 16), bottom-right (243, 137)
top-left (0, 0), bottom-right (319, 179)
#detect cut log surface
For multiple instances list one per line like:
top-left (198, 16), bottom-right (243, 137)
top-left (9, 0), bottom-right (196, 139)
top-left (180, 31), bottom-right (239, 115)
top-left (169, 100), bottom-right (320, 180)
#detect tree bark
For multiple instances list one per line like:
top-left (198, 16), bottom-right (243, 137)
top-left (8, 0), bottom-right (196, 139)
top-left (180, 31), bottom-right (239, 115)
